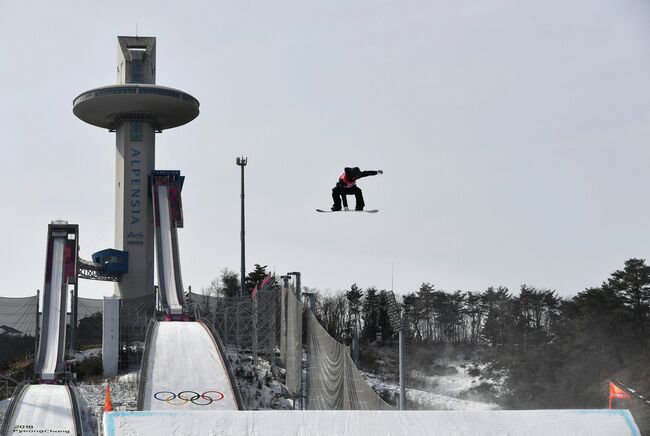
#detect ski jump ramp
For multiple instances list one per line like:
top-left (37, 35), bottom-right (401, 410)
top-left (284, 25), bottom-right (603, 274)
top-left (1, 224), bottom-right (83, 436)
top-left (137, 321), bottom-right (242, 411)
top-left (1, 384), bottom-right (83, 436)
top-left (103, 409), bottom-right (640, 436)
top-left (35, 224), bottom-right (78, 380)
top-left (152, 171), bottom-right (186, 316)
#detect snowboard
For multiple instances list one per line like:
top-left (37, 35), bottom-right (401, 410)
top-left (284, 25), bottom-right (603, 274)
top-left (316, 209), bottom-right (378, 213)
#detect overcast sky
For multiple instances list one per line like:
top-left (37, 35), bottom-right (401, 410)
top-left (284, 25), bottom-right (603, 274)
top-left (1, 0), bottom-right (650, 300)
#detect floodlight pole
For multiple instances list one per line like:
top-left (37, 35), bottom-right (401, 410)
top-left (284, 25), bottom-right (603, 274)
top-left (236, 156), bottom-right (248, 297)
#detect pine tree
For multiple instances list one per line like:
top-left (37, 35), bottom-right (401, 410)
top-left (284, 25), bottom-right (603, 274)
top-left (346, 284), bottom-right (363, 339)
top-left (606, 258), bottom-right (650, 344)
top-left (362, 287), bottom-right (379, 342)
top-left (220, 268), bottom-right (240, 298)
top-left (245, 264), bottom-right (269, 295)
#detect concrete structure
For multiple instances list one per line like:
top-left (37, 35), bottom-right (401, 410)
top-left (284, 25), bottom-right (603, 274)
top-left (73, 37), bottom-right (199, 299)
top-left (102, 296), bottom-right (120, 377)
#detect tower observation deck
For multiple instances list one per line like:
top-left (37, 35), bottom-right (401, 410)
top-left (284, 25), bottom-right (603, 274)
top-left (73, 36), bottom-right (199, 299)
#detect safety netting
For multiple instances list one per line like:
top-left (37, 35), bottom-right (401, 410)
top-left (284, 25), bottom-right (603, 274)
top-left (0, 295), bottom-right (37, 369)
top-left (119, 294), bottom-right (156, 371)
top-left (281, 287), bottom-right (303, 397)
top-left (76, 297), bottom-right (103, 347)
top-left (0, 295), bottom-right (38, 337)
top-left (78, 296), bottom-right (103, 319)
top-left (280, 288), bottom-right (288, 364)
top-left (307, 310), bottom-right (392, 410)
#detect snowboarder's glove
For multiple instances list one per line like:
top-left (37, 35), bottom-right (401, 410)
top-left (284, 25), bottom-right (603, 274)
top-left (377, 170), bottom-right (383, 174)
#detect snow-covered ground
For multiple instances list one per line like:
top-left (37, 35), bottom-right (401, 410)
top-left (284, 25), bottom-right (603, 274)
top-left (363, 361), bottom-right (502, 410)
top-left (2, 349), bottom-right (501, 435)
top-left (70, 347), bottom-right (102, 362)
top-left (228, 352), bottom-right (292, 410)
top-left (76, 372), bottom-right (139, 435)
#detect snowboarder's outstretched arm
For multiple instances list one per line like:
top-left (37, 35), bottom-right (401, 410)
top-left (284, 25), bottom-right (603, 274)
top-left (357, 169), bottom-right (383, 179)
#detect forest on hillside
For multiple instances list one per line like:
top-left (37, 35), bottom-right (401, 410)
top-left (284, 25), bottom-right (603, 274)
top-left (211, 259), bottom-right (650, 409)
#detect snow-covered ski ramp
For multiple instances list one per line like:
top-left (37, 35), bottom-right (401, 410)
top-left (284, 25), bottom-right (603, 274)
top-left (2, 384), bottom-right (82, 436)
top-left (138, 321), bottom-right (241, 410)
top-left (103, 409), bottom-right (640, 436)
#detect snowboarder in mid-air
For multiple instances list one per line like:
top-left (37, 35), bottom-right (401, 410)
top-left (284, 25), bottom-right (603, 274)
top-left (330, 167), bottom-right (383, 211)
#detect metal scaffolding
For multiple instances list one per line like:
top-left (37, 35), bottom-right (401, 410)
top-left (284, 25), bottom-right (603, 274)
top-left (118, 294), bottom-right (156, 371)
top-left (193, 289), bottom-right (279, 360)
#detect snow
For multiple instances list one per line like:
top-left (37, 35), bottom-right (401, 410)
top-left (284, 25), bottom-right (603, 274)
top-left (70, 347), bottom-right (102, 362)
top-left (229, 354), bottom-right (292, 410)
top-left (14, 349), bottom-right (637, 436)
top-left (362, 360), bottom-right (502, 411)
top-left (102, 409), bottom-right (641, 436)
top-left (5, 385), bottom-right (76, 436)
top-left (15, 341), bottom-right (634, 436)
top-left (141, 322), bottom-right (238, 410)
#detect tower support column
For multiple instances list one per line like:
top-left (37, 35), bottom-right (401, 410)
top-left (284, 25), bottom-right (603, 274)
top-left (114, 121), bottom-right (155, 298)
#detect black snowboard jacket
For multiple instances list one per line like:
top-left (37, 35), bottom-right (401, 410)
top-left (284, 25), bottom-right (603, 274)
top-left (336, 167), bottom-right (379, 188)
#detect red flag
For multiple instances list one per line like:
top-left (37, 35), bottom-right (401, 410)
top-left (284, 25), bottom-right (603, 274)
top-left (260, 273), bottom-right (272, 290)
top-left (251, 284), bottom-right (259, 301)
top-left (609, 381), bottom-right (631, 409)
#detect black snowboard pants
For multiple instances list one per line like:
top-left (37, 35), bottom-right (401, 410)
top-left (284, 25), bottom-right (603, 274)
top-left (332, 185), bottom-right (365, 210)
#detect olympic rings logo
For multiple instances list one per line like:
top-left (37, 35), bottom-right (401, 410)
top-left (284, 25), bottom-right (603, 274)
top-left (154, 390), bottom-right (225, 406)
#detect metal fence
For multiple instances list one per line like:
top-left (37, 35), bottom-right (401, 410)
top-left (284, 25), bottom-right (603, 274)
top-left (193, 289), bottom-right (279, 358)
top-left (119, 294), bottom-right (156, 371)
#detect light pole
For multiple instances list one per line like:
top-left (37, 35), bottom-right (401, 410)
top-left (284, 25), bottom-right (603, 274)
top-left (236, 156), bottom-right (248, 297)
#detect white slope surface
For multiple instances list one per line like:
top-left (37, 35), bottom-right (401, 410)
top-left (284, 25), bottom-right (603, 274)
top-left (142, 321), bottom-right (238, 410)
top-left (41, 237), bottom-right (65, 379)
top-left (103, 409), bottom-right (640, 436)
top-left (7, 385), bottom-right (76, 436)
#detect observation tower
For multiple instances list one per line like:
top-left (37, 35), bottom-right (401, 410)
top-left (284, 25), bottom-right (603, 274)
top-left (73, 36), bottom-right (199, 299)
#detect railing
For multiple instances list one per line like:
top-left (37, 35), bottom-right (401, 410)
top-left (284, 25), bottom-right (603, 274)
top-left (73, 85), bottom-right (200, 108)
